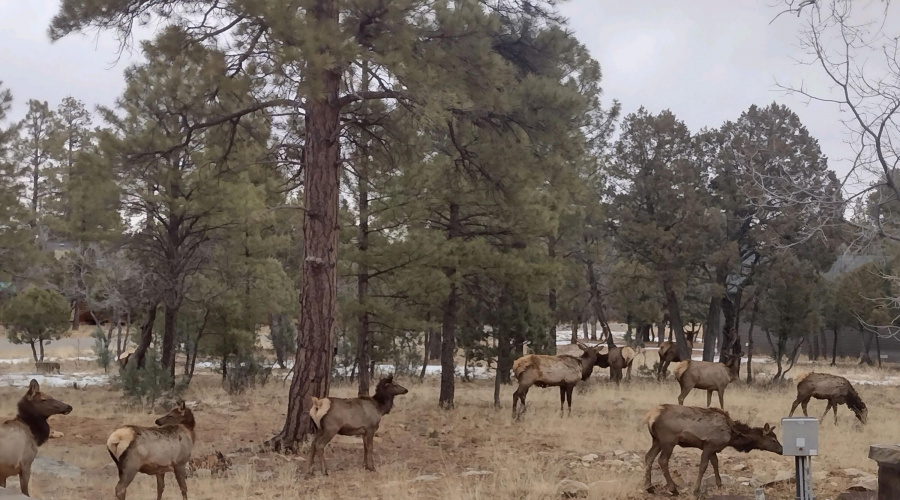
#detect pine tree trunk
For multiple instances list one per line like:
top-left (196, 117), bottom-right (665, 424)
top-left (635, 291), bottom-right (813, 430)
top-left (356, 103), bottom-right (371, 397)
top-left (427, 326), bottom-right (441, 360)
top-left (586, 260), bottom-right (614, 347)
top-left (39, 340), bottom-right (45, 362)
top-left (29, 341), bottom-right (38, 363)
top-left (720, 294), bottom-right (737, 362)
top-left (268, 8), bottom-right (342, 449)
top-left (547, 235), bottom-right (558, 355)
top-left (819, 328), bottom-right (828, 363)
top-left (131, 304), bottom-right (158, 369)
top-left (419, 330), bottom-right (430, 381)
top-left (590, 321), bottom-right (597, 341)
top-left (859, 323), bottom-right (874, 366)
top-left (875, 330), bottom-right (882, 367)
top-left (746, 301), bottom-right (758, 384)
top-left (663, 280), bottom-right (691, 360)
top-left (270, 314), bottom-right (287, 369)
top-left (831, 327), bottom-right (839, 366)
top-left (571, 322), bottom-right (578, 344)
top-left (702, 297), bottom-right (720, 362)
top-left (161, 304), bottom-right (178, 379)
top-left (439, 202), bottom-right (460, 409)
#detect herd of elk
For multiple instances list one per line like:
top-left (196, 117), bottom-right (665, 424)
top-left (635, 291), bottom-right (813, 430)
top-left (0, 380), bottom-right (72, 496)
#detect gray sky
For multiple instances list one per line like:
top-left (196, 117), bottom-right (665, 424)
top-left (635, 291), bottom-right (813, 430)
top-left (0, 1), bottom-right (859, 183)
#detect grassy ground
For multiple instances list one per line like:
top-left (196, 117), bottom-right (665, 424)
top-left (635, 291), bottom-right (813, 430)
top-left (1, 351), bottom-right (897, 500)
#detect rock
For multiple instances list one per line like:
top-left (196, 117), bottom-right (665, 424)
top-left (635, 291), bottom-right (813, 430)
top-left (32, 457), bottom-right (82, 479)
top-left (194, 468), bottom-right (212, 478)
top-left (763, 470), bottom-right (794, 487)
top-left (49, 430), bottom-right (64, 439)
top-left (842, 468), bottom-right (869, 478)
top-left (412, 474), bottom-right (441, 482)
top-left (461, 470), bottom-right (492, 477)
top-left (603, 459), bottom-right (626, 467)
top-left (731, 463), bottom-right (747, 472)
top-left (868, 443), bottom-right (900, 464)
top-left (613, 449), bottom-right (628, 457)
top-left (701, 474), bottom-right (735, 489)
top-left (736, 476), bottom-right (750, 484)
top-left (837, 492), bottom-right (877, 500)
top-left (555, 479), bottom-right (589, 498)
top-left (580, 454), bottom-right (598, 463)
top-left (848, 477), bottom-right (878, 492)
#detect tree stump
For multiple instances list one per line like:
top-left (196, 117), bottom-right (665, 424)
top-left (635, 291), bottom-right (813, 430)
top-left (869, 444), bottom-right (900, 500)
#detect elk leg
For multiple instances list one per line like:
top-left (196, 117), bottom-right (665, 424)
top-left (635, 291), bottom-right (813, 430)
top-left (18, 463), bottom-right (30, 497)
top-left (559, 386), bottom-right (566, 416)
top-left (820, 402), bottom-right (832, 422)
top-left (677, 383), bottom-right (692, 405)
top-left (0, 474), bottom-right (6, 488)
top-left (710, 453), bottom-right (722, 487)
top-left (717, 389), bottom-right (725, 409)
top-left (658, 445), bottom-right (678, 495)
top-left (644, 440), bottom-right (661, 491)
top-left (565, 385), bottom-right (574, 416)
top-left (364, 429), bottom-right (376, 471)
top-left (706, 390), bottom-right (713, 407)
top-left (789, 397), bottom-right (802, 416)
top-left (315, 428), bottom-right (338, 475)
top-left (115, 465), bottom-right (138, 500)
top-left (694, 449), bottom-right (712, 496)
top-left (801, 399), bottom-right (809, 416)
top-left (832, 402), bottom-right (839, 425)
top-left (174, 464), bottom-right (189, 500)
top-left (156, 474), bottom-right (165, 500)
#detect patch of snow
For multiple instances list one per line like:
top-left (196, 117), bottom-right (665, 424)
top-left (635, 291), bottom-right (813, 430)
top-left (0, 372), bottom-right (110, 388)
top-left (0, 356), bottom-right (94, 364)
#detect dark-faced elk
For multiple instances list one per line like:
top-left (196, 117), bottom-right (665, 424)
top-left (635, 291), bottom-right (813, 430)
top-left (107, 401), bottom-right (196, 500)
top-left (644, 404), bottom-right (782, 496)
top-left (672, 353), bottom-right (741, 408)
top-left (0, 380), bottom-right (72, 496)
top-left (789, 372), bottom-right (867, 425)
top-left (511, 342), bottom-right (603, 419)
top-left (656, 330), bottom-right (697, 380)
top-left (307, 375), bottom-right (408, 475)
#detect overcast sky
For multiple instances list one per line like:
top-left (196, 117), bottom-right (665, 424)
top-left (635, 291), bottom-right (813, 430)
top-left (0, 1), bottom-right (864, 185)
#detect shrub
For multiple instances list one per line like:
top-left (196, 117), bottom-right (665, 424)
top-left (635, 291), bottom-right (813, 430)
top-left (223, 354), bottom-right (271, 395)
top-left (118, 350), bottom-right (185, 409)
top-left (91, 328), bottom-right (113, 372)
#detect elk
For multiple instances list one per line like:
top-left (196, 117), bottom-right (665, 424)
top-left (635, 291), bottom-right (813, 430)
top-left (644, 404), bottom-right (782, 496)
top-left (596, 346), bottom-right (636, 385)
top-left (186, 451), bottom-right (231, 477)
top-left (34, 362), bottom-right (61, 374)
top-left (656, 330), bottom-right (697, 380)
top-left (307, 375), bottom-right (408, 475)
top-left (672, 353), bottom-right (741, 408)
top-left (106, 401), bottom-right (195, 500)
top-left (511, 342), bottom-right (603, 419)
top-left (118, 351), bottom-right (134, 369)
top-left (789, 372), bottom-right (867, 425)
top-left (0, 380), bottom-right (73, 496)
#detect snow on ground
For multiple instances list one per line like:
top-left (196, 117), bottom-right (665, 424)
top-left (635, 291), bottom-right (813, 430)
top-left (0, 372), bottom-right (110, 388)
top-left (0, 356), bottom-right (95, 364)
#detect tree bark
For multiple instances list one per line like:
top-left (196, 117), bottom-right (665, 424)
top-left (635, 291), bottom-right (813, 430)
top-left (663, 280), bottom-right (691, 360)
top-left (875, 330), bottom-right (882, 368)
top-left (130, 304), bottom-right (158, 369)
top-left (546, 235), bottom-right (558, 355)
top-left (586, 260), bottom-right (614, 347)
top-left (746, 301), bottom-right (758, 384)
top-left (419, 330), bottom-right (430, 381)
top-left (268, 7), bottom-right (342, 448)
top-left (161, 304), bottom-right (178, 379)
top-left (720, 294), bottom-right (737, 363)
top-left (29, 341), bottom-right (38, 363)
top-left (39, 340), bottom-right (45, 362)
top-left (589, 320), bottom-right (597, 341)
top-left (831, 327), bottom-right (839, 366)
top-left (859, 323), bottom-right (874, 366)
top-left (355, 119), bottom-right (371, 397)
top-left (439, 202), bottom-right (461, 409)
top-left (571, 322), bottom-right (578, 344)
top-left (702, 297), bottom-right (721, 362)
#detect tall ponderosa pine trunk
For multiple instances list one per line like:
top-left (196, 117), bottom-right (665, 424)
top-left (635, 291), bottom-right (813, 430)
top-left (586, 260), bottom-right (614, 347)
top-left (269, 11), bottom-right (342, 448)
top-left (130, 304), bottom-right (158, 369)
top-left (663, 280), bottom-right (691, 360)
top-left (439, 202), bottom-right (461, 409)
top-left (702, 297), bottom-right (720, 361)
top-left (745, 300), bottom-right (758, 384)
top-left (859, 323), bottom-right (874, 366)
top-left (356, 154), bottom-right (371, 397)
top-left (161, 304), bottom-right (179, 378)
top-left (546, 234), bottom-right (558, 355)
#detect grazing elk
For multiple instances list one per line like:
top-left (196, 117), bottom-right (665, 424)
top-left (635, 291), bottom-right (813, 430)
top-left (644, 404), bottom-right (782, 496)
top-left (656, 330), bottom-right (697, 380)
top-left (307, 375), bottom-right (408, 475)
top-left (34, 362), bottom-right (61, 374)
top-left (789, 372), bottom-right (867, 425)
top-left (118, 351), bottom-right (133, 369)
top-left (107, 401), bottom-right (196, 500)
top-left (186, 451), bottom-right (232, 477)
top-left (511, 342), bottom-right (603, 419)
top-left (597, 346), bottom-right (636, 385)
top-left (0, 380), bottom-right (73, 496)
top-left (672, 353), bottom-right (741, 408)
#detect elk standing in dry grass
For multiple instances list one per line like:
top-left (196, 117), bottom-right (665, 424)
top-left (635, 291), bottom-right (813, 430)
top-left (672, 353), bottom-right (741, 408)
top-left (644, 404), bottom-right (782, 496)
top-left (106, 401), bottom-right (196, 500)
top-left (34, 362), bottom-right (60, 374)
top-left (0, 380), bottom-right (72, 496)
top-left (512, 343), bottom-right (603, 419)
top-left (789, 372), bottom-right (867, 425)
top-left (656, 331), bottom-right (696, 380)
top-left (597, 346), bottom-right (636, 385)
top-left (307, 375), bottom-right (408, 475)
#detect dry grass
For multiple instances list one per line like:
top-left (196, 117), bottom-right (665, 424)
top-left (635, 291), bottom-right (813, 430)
top-left (1, 355), bottom-right (898, 500)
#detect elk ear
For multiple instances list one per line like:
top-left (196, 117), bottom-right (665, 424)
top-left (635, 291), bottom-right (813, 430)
top-left (178, 400), bottom-right (187, 411)
top-left (385, 374), bottom-right (394, 383)
top-left (216, 451), bottom-right (226, 460)
top-left (576, 342), bottom-right (588, 352)
top-left (763, 423), bottom-right (771, 432)
top-left (27, 379), bottom-right (40, 397)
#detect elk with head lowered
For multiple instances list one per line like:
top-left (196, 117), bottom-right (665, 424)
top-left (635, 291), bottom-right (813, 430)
top-left (511, 342), bottom-right (603, 419)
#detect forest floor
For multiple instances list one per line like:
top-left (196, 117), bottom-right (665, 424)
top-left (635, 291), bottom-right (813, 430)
top-left (1, 348), bottom-right (897, 500)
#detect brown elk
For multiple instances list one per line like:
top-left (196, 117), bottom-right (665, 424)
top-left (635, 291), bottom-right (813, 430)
top-left (656, 330), bottom-right (697, 380)
top-left (512, 342), bottom-right (603, 419)
top-left (596, 346), bottom-right (636, 385)
top-left (644, 404), bottom-right (782, 496)
top-left (307, 375), bottom-right (408, 475)
top-left (0, 380), bottom-right (73, 496)
top-left (34, 362), bottom-right (61, 375)
top-left (186, 451), bottom-right (231, 477)
top-left (789, 372), bottom-right (867, 425)
top-left (107, 401), bottom-right (196, 500)
top-left (672, 353), bottom-right (741, 408)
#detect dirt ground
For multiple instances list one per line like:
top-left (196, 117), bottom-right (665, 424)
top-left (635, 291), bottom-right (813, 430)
top-left (1, 350), bottom-right (897, 500)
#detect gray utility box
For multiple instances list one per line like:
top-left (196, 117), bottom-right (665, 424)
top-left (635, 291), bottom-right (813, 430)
top-left (781, 417), bottom-right (819, 456)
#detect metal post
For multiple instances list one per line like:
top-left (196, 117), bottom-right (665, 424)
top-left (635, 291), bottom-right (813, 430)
top-left (795, 455), bottom-right (813, 500)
